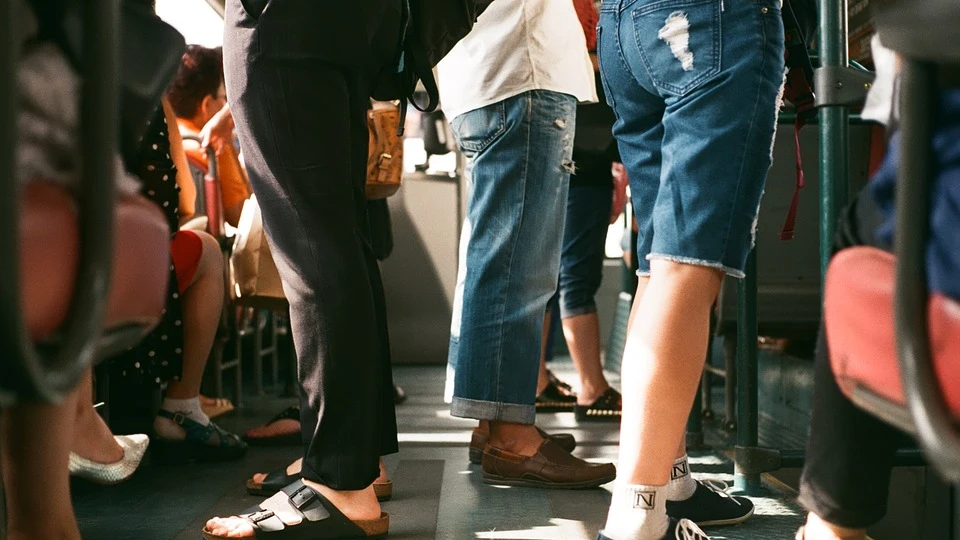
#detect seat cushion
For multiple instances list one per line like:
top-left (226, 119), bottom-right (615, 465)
top-left (20, 181), bottom-right (170, 343)
top-left (825, 246), bottom-right (960, 431)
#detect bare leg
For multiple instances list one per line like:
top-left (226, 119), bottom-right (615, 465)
top-left (617, 260), bottom-right (722, 486)
top-left (802, 514), bottom-right (867, 540)
top-left (70, 369), bottom-right (123, 464)
top-left (165, 232), bottom-right (223, 400)
top-left (561, 312), bottom-right (610, 405)
top-left (2, 387), bottom-right (83, 540)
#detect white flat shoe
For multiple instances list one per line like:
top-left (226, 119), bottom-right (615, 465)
top-left (69, 434), bottom-right (150, 485)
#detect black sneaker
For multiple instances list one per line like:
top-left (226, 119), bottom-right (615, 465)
top-left (665, 480), bottom-right (755, 527)
top-left (597, 518), bottom-right (711, 540)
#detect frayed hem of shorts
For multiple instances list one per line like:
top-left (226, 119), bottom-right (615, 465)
top-left (646, 254), bottom-right (746, 279)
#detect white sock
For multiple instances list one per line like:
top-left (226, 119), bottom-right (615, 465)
top-left (154, 397), bottom-right (210, 439)
top-left (601, 483), bottom-right (669, 540)
top-left (667, 455), bottom-right (697, 501)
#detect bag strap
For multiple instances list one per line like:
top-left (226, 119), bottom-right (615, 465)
top-left (779, 0), bottom-right (816, 241)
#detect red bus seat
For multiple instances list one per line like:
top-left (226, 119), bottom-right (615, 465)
top-left (825, 246), bottom-right (960, 432)
top-left (20, 181), bottom-right (170, 348)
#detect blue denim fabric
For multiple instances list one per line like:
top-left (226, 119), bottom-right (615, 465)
top-left (871, 90), bottom-right (960, 301)
top-left (598, 0), bottom-right (785, 278)
top-left (549, 184), bottom-right (614, 319)
top-left (447, 90), bottom-right (577, 424)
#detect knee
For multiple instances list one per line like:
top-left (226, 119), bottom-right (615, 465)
top-left (196, 232), bottom-right (225, 277)
top-left (649, 259), bottom-right (724, 297)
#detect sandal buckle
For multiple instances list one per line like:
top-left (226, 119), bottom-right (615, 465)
top-left (171, 412), bottom-right (187, 425)
top-left (247, 510), bottom-right (275, 524)
top-left (290, 485), bottom-right (317, 510)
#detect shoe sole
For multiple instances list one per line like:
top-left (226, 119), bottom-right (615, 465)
top-left (574, 410), bottom-right (622, 422)
top-left (482, 472), bottom-right (615, 490)
top-left (687, 504), bottom-right (756, 527)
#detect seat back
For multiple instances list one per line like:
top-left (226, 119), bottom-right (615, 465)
top-left (825, 247), bottom-right (960, 431)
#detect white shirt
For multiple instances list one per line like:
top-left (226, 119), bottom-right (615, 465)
top-left (436, 0), bottom-right (597, 120)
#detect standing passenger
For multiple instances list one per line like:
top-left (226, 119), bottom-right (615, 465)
top-left (203, 1), bottom-right (403, 538)
top-left (596, 0), bottom-right (784, 538)
top-left (440, 0), bottom-right (617, 488)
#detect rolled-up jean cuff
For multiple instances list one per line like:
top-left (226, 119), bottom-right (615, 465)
top-left (647, 253), bottom-right (746, 279)
top-left (450, 397), bottom-right (536, 424)
top-left (796, 485), bottom-right (886, 530)
top-left (560, 303), bottom-right (598, 319)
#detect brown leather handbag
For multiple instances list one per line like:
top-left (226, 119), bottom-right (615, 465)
top-left (366, 101), bottom-right (404, 199)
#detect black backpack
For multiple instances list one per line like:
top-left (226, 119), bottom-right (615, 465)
top-left (373, 0), bottom-right (496, 133)
top-left (779, 0), bottom-right (818, 241)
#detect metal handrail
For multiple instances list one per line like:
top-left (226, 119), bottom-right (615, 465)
top-left (894, 60), bottom-right (960, 482)
top-left (0, 0), bottom-right (120, 405)
top-left (181, 134), bottom-right (223, 238)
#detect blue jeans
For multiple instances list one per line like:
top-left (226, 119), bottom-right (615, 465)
top-left (548, 184), bottom-right (613, 319)
top-left (447, 90), bottom-right (578, 424)
top-left (598, 0), bottom-right (785, 277)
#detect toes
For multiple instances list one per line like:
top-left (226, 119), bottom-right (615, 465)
top-left (251, 473), bottom-right (267, 483)
top-left (205, 517), bottom-right (255, 538)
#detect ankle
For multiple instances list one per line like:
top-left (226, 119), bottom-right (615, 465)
top-left (578, 381), bottom-right (610, 404)
top-left (804, 513), bottom-right (867, 540)
top-left (487, 422), bottom-right (544, 456)
top-left (302, 479), bottom-right (381, 521)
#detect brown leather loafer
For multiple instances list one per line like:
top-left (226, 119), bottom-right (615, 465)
top-left (468, 427), bottom-right (576, 465)
top-left (481, 439), bottom-right (615, 489)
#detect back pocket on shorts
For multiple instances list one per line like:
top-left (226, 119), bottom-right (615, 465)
top-left (631, 0), bottom-right (721, 96)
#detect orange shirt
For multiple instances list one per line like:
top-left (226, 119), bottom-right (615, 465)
top-left (177, 118), bottom-right (252, 216)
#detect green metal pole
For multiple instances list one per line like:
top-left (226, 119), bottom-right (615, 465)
top-left (734, 249), bottom-right (761, 493)
top-left (818, 0), bottom-right (851, 280)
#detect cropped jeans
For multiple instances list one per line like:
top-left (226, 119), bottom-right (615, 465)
top-left (446, 90), bottom-right (578, 424)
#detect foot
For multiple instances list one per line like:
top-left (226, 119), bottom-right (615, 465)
top-left (69, 434), bottom-right (150, 485)
top-left (243, 405), bottom-right (301, 446)
top-left (536, 372), bottom-right (578, 412)
top-left (482, 424), bottom-right (615, 489)
top-left (251, 457), bottom-right (390, 487)
top-left (72, 406), bottom-right (124, 465)
top-left (665, 479), bottom-right (755, 527)
top-left (151, 410), bottom-right (247, 464)
top-left (469, 426), bottom-right (575, 464)
top-left (575, 388), bottom-right (622, 422)
top-left (204, 479), bottom-right (383, 539)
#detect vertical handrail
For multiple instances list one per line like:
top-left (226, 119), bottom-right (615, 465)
top-left (734, 249), bottom-right (760, 493)
top-left (895, 60), bottom-right (960, 482)
top-left (818, 0), bottom-right (850, 281)
top-left (0, 0), bottom-right (120, 405)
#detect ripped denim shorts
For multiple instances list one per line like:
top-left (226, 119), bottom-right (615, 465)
top-left (598, 0), bottom-right (785, 277)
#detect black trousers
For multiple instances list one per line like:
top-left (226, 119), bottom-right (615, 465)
top-left (797, 192), bottom-right (913, 528)
top-left (223, 0), bottom-right (403, 490)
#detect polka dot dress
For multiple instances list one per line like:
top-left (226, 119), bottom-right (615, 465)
top-left (109, 106), bottom-right (184, 386)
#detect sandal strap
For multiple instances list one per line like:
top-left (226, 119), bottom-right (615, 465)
top-left (157, 409), bottom-right (244, 449)
top-left (268, 406), bottom-right (301, 425)
top-left (241, 480), bottom-right (367, 537)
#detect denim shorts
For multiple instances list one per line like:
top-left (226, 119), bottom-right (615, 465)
top-left (598, 0), bottom-right (785, 277)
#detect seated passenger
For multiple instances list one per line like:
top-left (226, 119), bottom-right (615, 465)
top-left (797, 66), bottom-right (960, 540)
top-left (106, 98), bottom-right (247, 464)
top-left (166, 44), bottom-right (252, 227)
top-left (3, 7), bottom-right (146, 537)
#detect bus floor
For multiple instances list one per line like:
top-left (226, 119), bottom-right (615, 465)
top-left (72, 362), bottom-right (807, 540)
